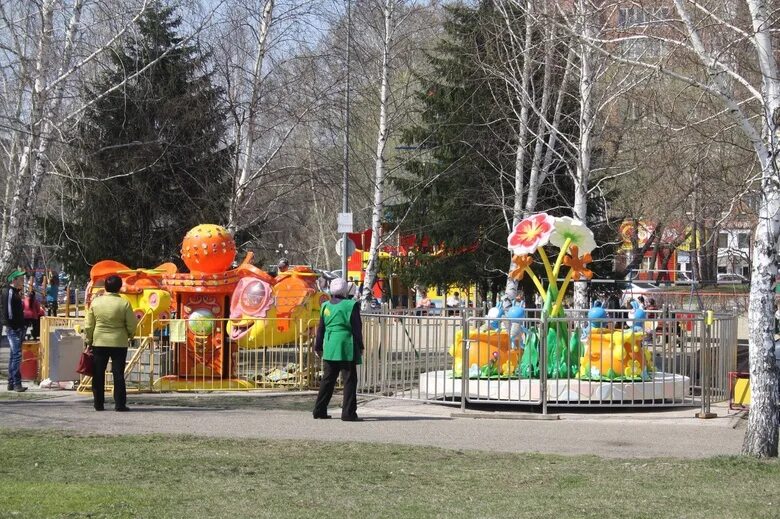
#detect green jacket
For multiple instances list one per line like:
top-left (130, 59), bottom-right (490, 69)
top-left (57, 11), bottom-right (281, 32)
top-left (320, 299), bottom-right (360, 363)
top-left (85, 293), bottom-right (137, 348)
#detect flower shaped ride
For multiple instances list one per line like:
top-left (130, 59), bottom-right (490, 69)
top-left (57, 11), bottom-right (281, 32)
top-left (508, 214), bottom-right (602, 379)
top-left (550, 216), bottom-right (596, 254)
top-left (506, 213), bottom-right (596, 316)
top-left (562, 246), bottom-right (593, 281)
top-left (458, 212), bottom-right (652, 382)
top-left (508, 254), bottom-right (533, 281)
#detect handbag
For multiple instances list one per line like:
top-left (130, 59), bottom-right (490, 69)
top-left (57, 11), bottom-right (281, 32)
top-left (76, 346), bottom-right (94, 377)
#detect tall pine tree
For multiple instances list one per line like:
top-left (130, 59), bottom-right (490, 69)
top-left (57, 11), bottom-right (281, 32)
top-left (393, 0), bottom-right (610, 299)
top-left (51, 4), bottom-right (230, 275)
top-left (391, 3), bottom-right (580, 298)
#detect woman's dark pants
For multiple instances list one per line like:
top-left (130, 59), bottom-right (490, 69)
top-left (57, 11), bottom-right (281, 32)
top-left (92, 347), bottom-right (128, 410)
top-left (314, 360), bottom-right (358, 419)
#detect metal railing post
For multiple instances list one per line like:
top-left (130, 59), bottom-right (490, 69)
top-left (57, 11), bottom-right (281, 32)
top-left (696, 311), bottom-right (717, 418)
top-left (461, 313), bottom-right (469, 412)
top-left (540, 314), bottom-right (548, 415)
top-left (297, 319), bottom-right (303, 390)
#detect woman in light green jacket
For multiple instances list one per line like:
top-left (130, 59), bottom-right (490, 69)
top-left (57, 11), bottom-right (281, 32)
top-left (85, 275), bottom-right (137, 411)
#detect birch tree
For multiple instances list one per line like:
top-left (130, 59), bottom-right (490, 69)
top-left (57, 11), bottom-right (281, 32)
top-left (210, 0), bottom-right (343, 257)
top-left (569, 0), bottom-right (779, 456)
top-left (0, 0), bottom-right (150, 275)
top-left (491, 0), bottom-right (540, 308)
top-left (475, 0), bottom-right (576, 307)
top-left (223, 0), bottom-right (275, 234)
top-left (357, 0), bottom-right (429, 309)
top-left (733, 0), bottom-right (779, 458)
top-left (360, 0), bottom-right (396, 308)
top-left (571, 0), bottom-right (595, 308)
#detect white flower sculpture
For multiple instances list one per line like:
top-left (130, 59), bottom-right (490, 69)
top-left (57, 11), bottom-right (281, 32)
top-left (550, 216), bottom-right (596, 254)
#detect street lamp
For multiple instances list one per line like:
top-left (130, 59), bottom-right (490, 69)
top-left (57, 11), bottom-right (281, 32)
top-left (341, 0), bottom-right (352, 280)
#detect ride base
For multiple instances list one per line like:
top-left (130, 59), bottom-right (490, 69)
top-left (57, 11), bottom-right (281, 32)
top-left (419, 370), bottom-right (690, 403)
top-left (153, 376), bottom-right (255, 391)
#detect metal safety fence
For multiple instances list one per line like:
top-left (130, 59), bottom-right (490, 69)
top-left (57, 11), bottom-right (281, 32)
top-left (39, 316), bottom-right (318, 393)
top-left (357, 314), bottom-right (464, 403)
top-left (36, 308), bottom-right (737, 415)
top-left (137, 317), bottom-right (316, 392)
top-left (356, 308), bottom-right (738, 413)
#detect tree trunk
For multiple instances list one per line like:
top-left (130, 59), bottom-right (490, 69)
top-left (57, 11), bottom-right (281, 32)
top-left (0, 0), bottom-right (56, 274)
top-left (742, 177), bottom-right (780, 456)
top-left (1, 74), bottom-right (28, 247)
top-left (525, 20), bottom-right (556, 215)
top-left (533, 44), bottom-right (576, 214)
top-left (308, 132), bottom-right (331, 270)
top-left (573, 0), bottom-right (594, 310)
top-left (741, 0), bottom-right (780, 457)
top-left (227, 0), bottom-right (274, 234)
top-left (361, 0), bottom-right (394, 310)
top-left (502, 0), bottom-right (534, 309)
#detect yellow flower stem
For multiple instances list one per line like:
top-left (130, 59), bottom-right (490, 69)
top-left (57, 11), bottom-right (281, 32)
top-left (537, 247), bottom-right (555, 287)
top-left (525, 268), bottom-right (547, 302)
top-left (551, 269), bottom-right (574, 317)
top-left (552, 237), bottom-right (572, 280)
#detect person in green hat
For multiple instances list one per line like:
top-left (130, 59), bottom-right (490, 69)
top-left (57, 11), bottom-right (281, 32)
top-left (1, 270), bottom-right (28, 392)
top-left (312, 278), bottom-right (364, 421)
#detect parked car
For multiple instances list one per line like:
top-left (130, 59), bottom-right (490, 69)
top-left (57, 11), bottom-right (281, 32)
top-left (717, 273), bottom-right (749, 284)
top-left (620, 282), bottom-right (657, 306)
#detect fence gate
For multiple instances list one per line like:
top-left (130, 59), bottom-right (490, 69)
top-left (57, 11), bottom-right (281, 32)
top-left (357, 313), bottom-right (463, 403)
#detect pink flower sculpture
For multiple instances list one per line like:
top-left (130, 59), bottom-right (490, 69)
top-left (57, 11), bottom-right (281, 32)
top-left (507, 213), bottom-right (555, 255)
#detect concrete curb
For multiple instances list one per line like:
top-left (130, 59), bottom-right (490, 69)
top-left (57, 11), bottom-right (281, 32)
top-left (451, 411), bottom-right (560, 421)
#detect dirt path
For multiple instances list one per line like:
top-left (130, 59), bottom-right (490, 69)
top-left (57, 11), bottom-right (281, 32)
top-left (0, 390), bottom-right (745, 459)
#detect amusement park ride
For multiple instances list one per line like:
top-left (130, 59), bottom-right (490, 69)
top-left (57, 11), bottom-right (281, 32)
top-left (84, 224), bottom-right (326, 390)
top-left (78, 216), bottom-right (703, 403)
top-left (443, 212), bottom-right (691, 402)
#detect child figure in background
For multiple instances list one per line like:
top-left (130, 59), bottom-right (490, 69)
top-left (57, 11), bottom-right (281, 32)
top-left (23, 290), bottom-right (45, 340)
top-left (45, 272), bottom-right (59, 316)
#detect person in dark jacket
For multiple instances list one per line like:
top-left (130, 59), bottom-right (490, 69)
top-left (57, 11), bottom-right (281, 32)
top-left (1, 270), bottom-right (28, 392)
top-left (313, 278), bottom-right (364, 421)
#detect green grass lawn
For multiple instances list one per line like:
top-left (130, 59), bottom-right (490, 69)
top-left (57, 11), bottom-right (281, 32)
top-left (0, 430), bottom-right (778, 518)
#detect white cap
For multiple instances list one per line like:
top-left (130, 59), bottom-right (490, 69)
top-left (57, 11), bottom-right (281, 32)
top-left (330, 278), bottom-right (348, 297)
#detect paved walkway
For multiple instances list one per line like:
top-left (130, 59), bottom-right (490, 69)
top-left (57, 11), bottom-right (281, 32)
top-left (0, 386), bottom-right (746, 459)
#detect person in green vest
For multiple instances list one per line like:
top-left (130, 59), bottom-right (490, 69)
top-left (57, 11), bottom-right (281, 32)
top-left (313, 278), bottom-right (364, 421)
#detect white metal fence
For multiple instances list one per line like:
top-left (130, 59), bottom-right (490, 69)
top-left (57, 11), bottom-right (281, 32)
top-left (357, 309), bottom-right (737, 414)
top-left (37, 308), bottom-right (737, 415)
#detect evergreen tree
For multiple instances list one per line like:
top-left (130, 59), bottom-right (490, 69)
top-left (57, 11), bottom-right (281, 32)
top-left (391, 3), bottom-right (580, 295)
top-left (51, 4), bottom-right (230, 275)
